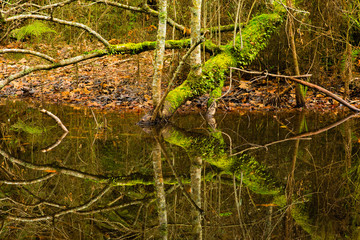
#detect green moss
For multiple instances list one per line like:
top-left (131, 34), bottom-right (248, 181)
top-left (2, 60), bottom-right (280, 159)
top-left (230, 13), bottom-right (283, 66)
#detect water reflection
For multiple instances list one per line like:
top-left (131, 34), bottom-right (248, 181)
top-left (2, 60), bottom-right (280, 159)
top-left (1, 100), bottom-right (360, 239)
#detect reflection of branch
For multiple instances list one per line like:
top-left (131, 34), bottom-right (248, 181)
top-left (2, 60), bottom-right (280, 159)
top-left (0, 172), bottom-right (56, 185)
top-left (0, 149), bottom-right (107, 182)
top-left (6, 184), bottom-right (112, 222)
top-left (40, 108), bottom-right (69, 132)
top-left (41, 131), bottom-right (68, 152)
top-left (0, 196), bottom-right (66, 209)
top-left (232, 113), bottom-right (359, 155)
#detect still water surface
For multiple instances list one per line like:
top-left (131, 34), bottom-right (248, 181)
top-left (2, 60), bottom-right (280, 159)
top-left (1, 100), bottom-right (360, 239)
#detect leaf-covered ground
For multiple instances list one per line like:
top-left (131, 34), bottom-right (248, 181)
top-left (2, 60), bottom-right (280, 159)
top-left (1, 43), bottom-right (359, 114)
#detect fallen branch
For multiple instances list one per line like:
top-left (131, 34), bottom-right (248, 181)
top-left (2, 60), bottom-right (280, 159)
top-left (40, 108), bottom-right (69, 132)
top-left (231, 67), bottom-right (360, 112)
top-left (0, 49), bottom-right (56, 63)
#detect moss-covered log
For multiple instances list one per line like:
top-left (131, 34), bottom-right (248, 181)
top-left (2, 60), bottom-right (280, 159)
top-left (161, 13), bottom-right (284, 119)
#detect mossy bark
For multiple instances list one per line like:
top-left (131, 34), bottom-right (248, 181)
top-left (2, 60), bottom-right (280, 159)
top-left (161, 13), bottom-right (284, 119)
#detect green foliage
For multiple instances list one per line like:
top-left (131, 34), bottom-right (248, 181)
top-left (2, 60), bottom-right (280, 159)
top-left (10, 21), bottom-right (57, 41)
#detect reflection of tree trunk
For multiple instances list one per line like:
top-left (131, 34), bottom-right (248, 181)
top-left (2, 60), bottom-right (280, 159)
top-left (152, 141), bottom-right (168, 240)
top-left (285, 111), bottom-right (305, 238)
top-left (191, 156), bottom-right (203, 240)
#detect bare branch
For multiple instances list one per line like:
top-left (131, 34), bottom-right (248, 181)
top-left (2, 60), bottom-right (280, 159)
top-left (0, 49), bottom-right (56, 62)
top-left (5, 14), bottom-right (111, 49)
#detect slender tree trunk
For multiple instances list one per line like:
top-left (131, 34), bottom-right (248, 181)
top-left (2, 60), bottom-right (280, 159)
top-left (152, 0), bottom-right (167, 107)
top-left (286, 0), bottom-right (306, 107)
top-left (191, 0), bottom-right (202, 76)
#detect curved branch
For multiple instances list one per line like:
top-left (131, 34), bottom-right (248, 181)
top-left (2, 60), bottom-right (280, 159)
top-left (5, 14), bottom-right (111, 49)
top-left (0, 49), bottom-right (56, 62)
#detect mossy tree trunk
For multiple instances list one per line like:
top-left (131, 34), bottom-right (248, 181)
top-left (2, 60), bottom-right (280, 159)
top-left (160, 12), bottom-right (284, 119)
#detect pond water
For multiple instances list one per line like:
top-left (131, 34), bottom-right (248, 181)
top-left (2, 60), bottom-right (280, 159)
top-left (1, 99), bottom-right (360, 239)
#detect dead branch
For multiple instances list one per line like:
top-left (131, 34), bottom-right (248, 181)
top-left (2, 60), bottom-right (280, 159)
top-left (40, 108), bottom-right (69, 132)
top-left (231, 67), bottom-right (360, 112)
top-left (0, 49), bottom-right (55, 62)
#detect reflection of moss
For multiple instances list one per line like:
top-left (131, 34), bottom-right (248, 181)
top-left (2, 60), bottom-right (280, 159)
top-left (11, 119), bottom-right (45, 134)
top-left (163, 126), bottom-right (281, 195)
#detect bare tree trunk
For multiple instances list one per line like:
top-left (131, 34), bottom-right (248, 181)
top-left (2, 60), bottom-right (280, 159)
top-left (191, 0), bottom-right (202, 76)
top-left (152, 0), bottom-right (167, 107)
top-left (286, 0), bottom-right (306, 107)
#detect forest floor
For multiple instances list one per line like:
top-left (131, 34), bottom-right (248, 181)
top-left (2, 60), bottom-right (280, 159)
top-left (1, 43), bottom-right (359, 115)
